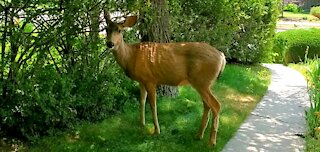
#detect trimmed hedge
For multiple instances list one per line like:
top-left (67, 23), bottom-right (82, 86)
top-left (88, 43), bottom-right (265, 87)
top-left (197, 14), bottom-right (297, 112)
top-left (310, 6), bottom-right (320, 19)
top-left (273, 28), bottom-right (320, 64)
top-left (284, 3), bottom-right (304, 13)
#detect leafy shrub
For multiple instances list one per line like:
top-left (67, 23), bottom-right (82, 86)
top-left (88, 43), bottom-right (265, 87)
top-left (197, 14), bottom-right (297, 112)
top-left (273, 28), bottom-right (320, 64)
top-left (284, 3), bottom-right (304, 13)
top-left (0, 1), bottom-right (141, 140)
top-left (310, 6), bottom-right (320, 18)
top-left (169, 0), bottom-right (280, 64)
top-left (0, 66), bottom-right (77, 139)
top-left (1, 15), bottom-right (137, 140)
top-left (0, 43), bottom-right (138, 139)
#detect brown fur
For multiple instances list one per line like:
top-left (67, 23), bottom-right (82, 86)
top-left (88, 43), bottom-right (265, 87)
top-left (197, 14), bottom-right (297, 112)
top-left (105, 15), bottom-right (226, 146)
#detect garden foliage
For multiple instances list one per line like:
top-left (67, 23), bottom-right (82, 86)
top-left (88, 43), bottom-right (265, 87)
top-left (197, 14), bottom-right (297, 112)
top-left (305, 59), bottom-right (320, 139)
top-left (0, 0), bottom-right (280, 140)
top-left (0, 0), bottom-right (138, 139)
top-left (169, 0), bottom-right (280, 64)
top-left (273, 28), bottom-right (320, 64)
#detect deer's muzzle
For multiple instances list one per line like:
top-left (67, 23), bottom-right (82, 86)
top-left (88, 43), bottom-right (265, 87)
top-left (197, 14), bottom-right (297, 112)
top-left (106, 42), bottom-right (114, 49)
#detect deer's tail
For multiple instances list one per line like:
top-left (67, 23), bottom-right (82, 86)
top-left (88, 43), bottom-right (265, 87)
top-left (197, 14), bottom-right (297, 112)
top-left (218, 52), bottom-right (226, 79)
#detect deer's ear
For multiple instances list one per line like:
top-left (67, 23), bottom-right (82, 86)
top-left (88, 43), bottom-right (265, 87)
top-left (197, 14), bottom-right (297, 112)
top-left (122, 16), bottom-right (138, 27)
top-left (104, 10), bottom-right (112, 25)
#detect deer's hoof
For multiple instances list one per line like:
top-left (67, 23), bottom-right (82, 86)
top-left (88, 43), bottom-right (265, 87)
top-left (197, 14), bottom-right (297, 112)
top-left (154, 129), bottom-right (160, 135)
top-left (207, 143), bottom-right (216, 148)
top-left (208, 140), bottom-right (216, 147)
top-left (194, 133), bottom-right (204, 140)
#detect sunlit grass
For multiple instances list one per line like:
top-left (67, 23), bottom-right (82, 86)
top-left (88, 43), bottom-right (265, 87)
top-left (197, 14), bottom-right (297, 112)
top-left (27, 64), bottom-right (271, 152)
top-left (281, 11), bottom-right (319, 21)
top-left (306, 136), bottom-right (320, 152)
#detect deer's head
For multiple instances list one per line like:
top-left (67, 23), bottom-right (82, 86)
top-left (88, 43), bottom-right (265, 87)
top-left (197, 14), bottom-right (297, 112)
top-left (105, 14), bottom-right (137, 50)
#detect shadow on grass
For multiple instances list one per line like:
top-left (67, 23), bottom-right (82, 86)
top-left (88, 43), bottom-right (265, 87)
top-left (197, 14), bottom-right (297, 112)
top-left (28, 65), bottom-right (271, 152)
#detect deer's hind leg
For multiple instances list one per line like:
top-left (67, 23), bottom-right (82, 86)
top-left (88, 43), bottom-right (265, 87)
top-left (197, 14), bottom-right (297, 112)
top-left (196, 100), bottom-right (210, 140)
top-left (193, 84), bottom-right (221, 146)
top-left (207, 92), bottom-right (220, 145)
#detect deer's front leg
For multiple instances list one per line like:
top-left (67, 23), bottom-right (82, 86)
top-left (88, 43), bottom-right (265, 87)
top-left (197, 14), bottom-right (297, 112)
top-left (145, 83), bottom-right (160, 134)
top-left (139, 83), bottom-right (147, 127)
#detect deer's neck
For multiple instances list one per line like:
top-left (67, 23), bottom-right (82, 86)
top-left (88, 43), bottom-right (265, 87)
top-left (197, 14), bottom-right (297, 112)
top-left (113, 41), bottom-right (133, 72)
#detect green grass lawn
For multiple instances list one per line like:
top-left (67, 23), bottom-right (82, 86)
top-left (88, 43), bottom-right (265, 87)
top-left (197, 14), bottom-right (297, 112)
top-left (26, 64), bottom-right (271, 152)
top-left (280, 11), bottom-right (319, 22)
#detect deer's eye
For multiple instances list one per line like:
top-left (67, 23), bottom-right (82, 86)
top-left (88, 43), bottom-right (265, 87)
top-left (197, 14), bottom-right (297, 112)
top-left (107, 30), bottom-right (111, 36)
top-left (115, 27), bottom-right (121, 33)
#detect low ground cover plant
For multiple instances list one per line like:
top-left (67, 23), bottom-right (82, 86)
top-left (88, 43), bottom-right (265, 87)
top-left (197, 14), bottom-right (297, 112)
top-left (306, 59), bottom-right (320, 152)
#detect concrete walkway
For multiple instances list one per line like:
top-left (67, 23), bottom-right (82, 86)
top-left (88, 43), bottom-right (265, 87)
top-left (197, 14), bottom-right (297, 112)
top-left (277, 20), bottom-right (320, 32)
top-left (222, 64), bottom-right (310, 152)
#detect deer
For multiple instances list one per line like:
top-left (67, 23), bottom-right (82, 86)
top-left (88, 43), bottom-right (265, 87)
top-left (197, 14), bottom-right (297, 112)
top-left (104, 13), bottom-right (226, 146)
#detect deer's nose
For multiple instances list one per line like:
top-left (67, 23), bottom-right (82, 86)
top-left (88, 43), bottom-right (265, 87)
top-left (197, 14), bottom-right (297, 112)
top-left (106, 42), bottom-right (114, 48)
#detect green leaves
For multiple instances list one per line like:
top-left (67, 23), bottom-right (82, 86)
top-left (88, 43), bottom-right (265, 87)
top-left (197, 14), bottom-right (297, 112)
top-left (304, 58), bottom-right (320, 141)
top-left (170, 0), bottom-right (280, 64)
top-left (0, 0), bottom-right (138, 139)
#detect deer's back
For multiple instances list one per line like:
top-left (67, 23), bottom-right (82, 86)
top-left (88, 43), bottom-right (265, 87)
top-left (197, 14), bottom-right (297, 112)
top-left (129, 42), bottom-right (224, 85)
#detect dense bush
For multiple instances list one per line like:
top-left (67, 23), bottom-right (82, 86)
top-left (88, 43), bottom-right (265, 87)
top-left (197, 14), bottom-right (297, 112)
top-left (0, 0), bottom-right (138, 139)
top-left (273, 28), bottom-right (320, 64)
top-left (169, 0), bottom-right (280, 64)
top-left (284, 3), bottom-right (304, 13)
top-left (0, 40), bottom-right (137, 139)
top-left (310, 6), bottom-right (320, 18)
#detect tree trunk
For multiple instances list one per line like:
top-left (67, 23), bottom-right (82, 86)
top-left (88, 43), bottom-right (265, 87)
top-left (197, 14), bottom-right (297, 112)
top-left (1, 7), bottom-right (9, 102)
top-left (89, 1), bottom-right (100, 48)
top-left (140, 0), bottom-right (178, 97)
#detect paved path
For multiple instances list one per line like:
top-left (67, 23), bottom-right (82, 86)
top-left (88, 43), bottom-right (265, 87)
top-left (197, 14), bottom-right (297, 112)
top-left (277, 20), bottom-right (320, 32)
top-left (222, 64), bottom-right (310, 152)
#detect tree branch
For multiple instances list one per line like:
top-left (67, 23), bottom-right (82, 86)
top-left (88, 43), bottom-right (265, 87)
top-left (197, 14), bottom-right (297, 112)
top-left (47, 47), bottom-right (62, 75)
